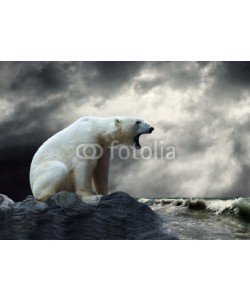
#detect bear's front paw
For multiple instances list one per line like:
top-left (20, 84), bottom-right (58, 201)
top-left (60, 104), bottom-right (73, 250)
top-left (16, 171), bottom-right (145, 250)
top-left (79, 194), bottom-right (103, 205)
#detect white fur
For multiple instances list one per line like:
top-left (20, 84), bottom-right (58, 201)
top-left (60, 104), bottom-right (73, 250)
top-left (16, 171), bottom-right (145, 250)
top-left (30, 116), bottom-right (151, 205)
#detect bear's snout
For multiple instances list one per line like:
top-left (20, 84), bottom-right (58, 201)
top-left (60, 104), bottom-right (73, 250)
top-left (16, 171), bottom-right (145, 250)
top-left (148, 127), bottom-right (154, 133)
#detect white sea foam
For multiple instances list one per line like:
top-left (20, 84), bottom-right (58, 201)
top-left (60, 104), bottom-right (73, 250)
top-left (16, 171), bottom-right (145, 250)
top-left (139, 197), bottom-right (250, 220)
top-left (205, 199), bottom-right (241, 214)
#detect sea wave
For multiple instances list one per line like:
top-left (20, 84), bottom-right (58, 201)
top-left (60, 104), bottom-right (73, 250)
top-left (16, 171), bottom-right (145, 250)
top-left (139, 197), bottom-right (250, 220)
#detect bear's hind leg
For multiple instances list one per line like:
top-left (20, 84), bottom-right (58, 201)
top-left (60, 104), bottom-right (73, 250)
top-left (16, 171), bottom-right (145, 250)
top-left (32, 161), bottom-right (69, 201)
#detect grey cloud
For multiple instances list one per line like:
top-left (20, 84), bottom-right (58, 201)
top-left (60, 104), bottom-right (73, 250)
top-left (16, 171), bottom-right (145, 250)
top-left (134, 77), bottom-right (163, 94)
top-left (0, 61), bottom-right (145, 102)
top-left (75, 61), bottom-right (145, 98)
top-left (148, 61), bottom-right (204, 90)
top-left (203, 62), bottom-right (250, 102)
top-left (226, 120), bottom-right (250, 196)
top-left (0, 62), bottom-right (70, 101)
top-left (9, 62), bottom-right (68, 93)
top-left (220, 62), bottom-right (250, 87)
top-left (90, 61), bottom-right (143, 85)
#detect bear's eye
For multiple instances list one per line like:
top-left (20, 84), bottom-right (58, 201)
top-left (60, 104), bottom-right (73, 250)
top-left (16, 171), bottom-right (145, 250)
top-left (135, 121), bottom-right (141, 125)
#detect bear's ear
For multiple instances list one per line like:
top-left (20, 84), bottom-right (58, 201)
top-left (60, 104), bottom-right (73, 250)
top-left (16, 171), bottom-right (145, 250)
top-left (115, 118), bottom-right (122, 127)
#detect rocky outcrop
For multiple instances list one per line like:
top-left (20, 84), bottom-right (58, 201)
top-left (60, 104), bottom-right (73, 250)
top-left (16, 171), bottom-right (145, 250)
top-left (0, 192), bottom-right (174, 240)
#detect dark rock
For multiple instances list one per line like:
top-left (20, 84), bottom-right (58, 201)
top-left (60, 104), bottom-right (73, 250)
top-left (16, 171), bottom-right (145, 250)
top-left (187, 199), bottom-right (206, 210)
top-left (0, 191), bottom-right (175, 240)
top-left (238, 199), bottom-right (250, 221)
top-left (173, 200), bottom-right (184, 206)
top-left (154, 199), bottom-right (172, 205)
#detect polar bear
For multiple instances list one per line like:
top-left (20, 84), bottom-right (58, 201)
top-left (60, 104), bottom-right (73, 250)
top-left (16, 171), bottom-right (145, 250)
top-left (30, 116), bottom-right (154, 205)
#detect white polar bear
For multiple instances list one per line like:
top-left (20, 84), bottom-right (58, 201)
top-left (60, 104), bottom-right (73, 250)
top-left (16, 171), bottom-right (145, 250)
top-left (30, 116), bottom-right (154, 205)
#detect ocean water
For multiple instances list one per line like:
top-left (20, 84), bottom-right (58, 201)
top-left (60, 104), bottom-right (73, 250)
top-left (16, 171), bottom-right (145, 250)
top-left (139, 197), bottom-right (250, 240)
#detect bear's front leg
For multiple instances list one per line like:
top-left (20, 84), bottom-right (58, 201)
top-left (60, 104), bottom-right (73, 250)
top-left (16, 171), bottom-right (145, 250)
top-left (93, 148), bottom-right (110, 196)
top-left (73, 160), bottom-right (102, 205)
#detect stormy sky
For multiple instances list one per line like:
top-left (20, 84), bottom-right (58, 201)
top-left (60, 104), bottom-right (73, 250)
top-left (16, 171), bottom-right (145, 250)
top-left (0, 61), bottom-right (249, 200)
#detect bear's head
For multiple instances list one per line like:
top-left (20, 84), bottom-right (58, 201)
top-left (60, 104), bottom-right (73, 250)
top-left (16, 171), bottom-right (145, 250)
top-left (112, 117), bottom-right (154, 149)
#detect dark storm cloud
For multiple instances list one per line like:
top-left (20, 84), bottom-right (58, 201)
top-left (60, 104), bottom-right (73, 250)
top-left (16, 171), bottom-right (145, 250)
top-left (0, 62), bottom-right (70, 100)
top-left (0, 62), bottom-right (73, 150)
top-left (0, 61), bottom-right (145, 142)
top-left (134, 77), bottom-right (163, 94)
top-left (226, 120), bottom-right (250, 197)
top-left (203, 62), bottom-right (250, 103)
top-left (146, 61), bottom-right (204, 91)
top-left (0, 61), bottom-right (144, 101)
top-left (10, 62), bottom-right (67, 92)
top-left (78, 61), bottom-right (144, 98)
top-left (0, 145), bottom-right (37, 200)
top-left (0, 97), bottom-right (64, 147)
top-left (221, 62), bottom-right (250, 86)
top-left (91, 61), bottom-right (143, 84)
top-left (0, 94), bottom-right (67, 200)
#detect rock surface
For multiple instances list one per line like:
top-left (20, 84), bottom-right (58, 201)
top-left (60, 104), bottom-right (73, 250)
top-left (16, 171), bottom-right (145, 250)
top-left (0, 191), bottom-right (174, 240)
